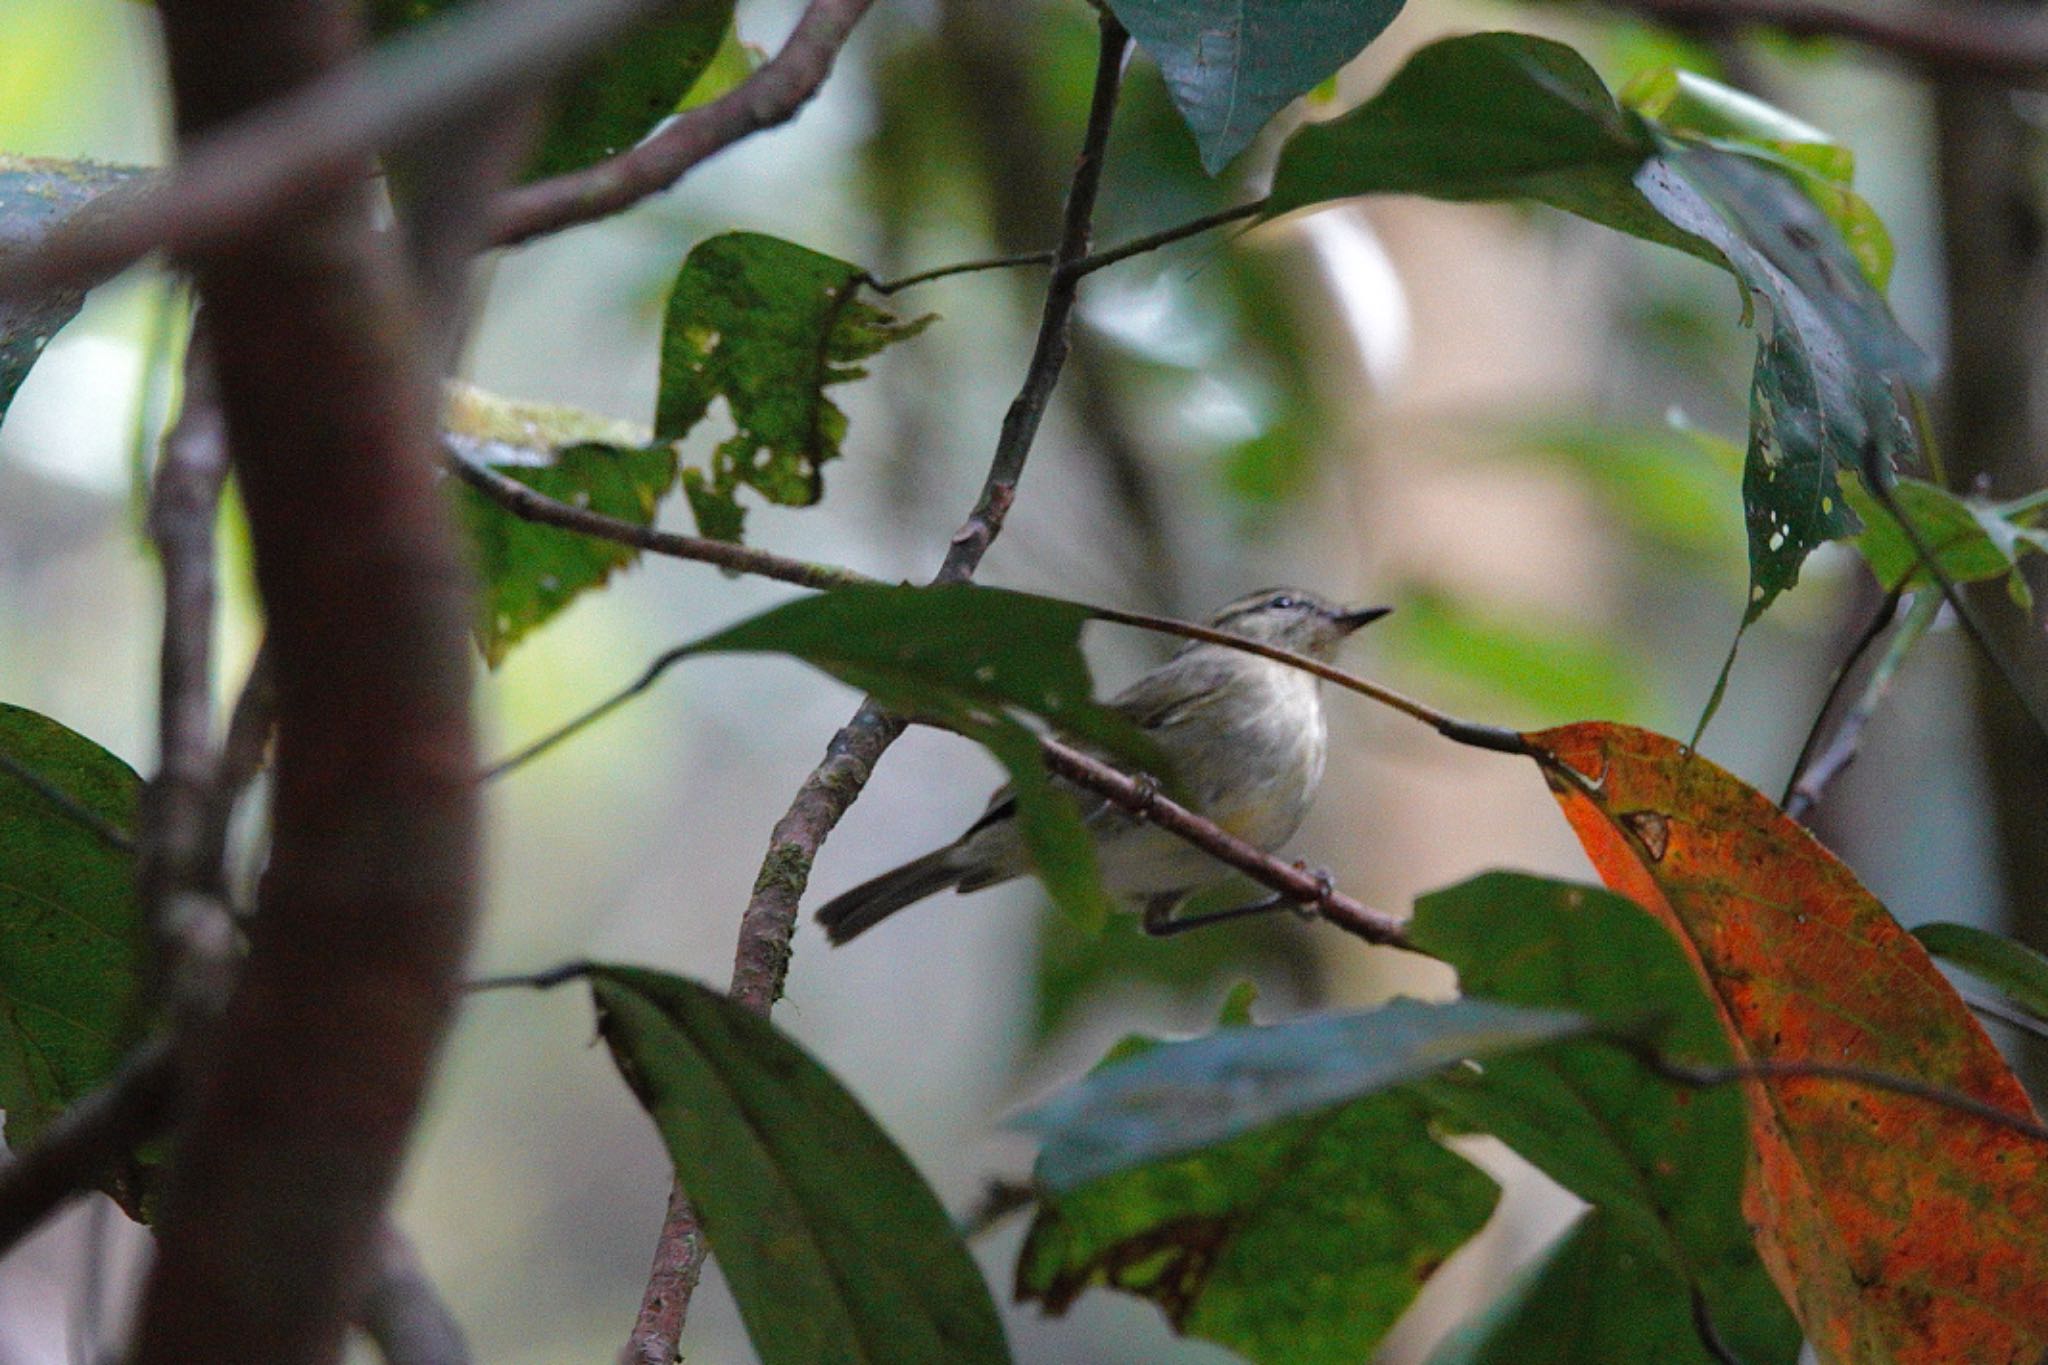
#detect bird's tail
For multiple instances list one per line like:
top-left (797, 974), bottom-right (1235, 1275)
top-left (815, 848), bottom-right (963, 945)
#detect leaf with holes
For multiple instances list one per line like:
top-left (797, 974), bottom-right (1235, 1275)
top-left (655, 232), bottom-right (931, 542)
top-left (368, 0), bottom-right (734, 180)
top-left (1409, 873), bottom-right (1799, 1365)
top-left (1526, 721), bottom-right (2048, 1364)
top-left (0, 704), bottom-right (154, 1217)
top-left (1103, 0), bottom-right (1409, 173)
top-left (1015, 991), bottom-right (1503, 1365)
top-left (676, 584), bottom-right (1171, 931)
top-left (587, 966), bottom-right (1012, 1365)
top-left (1, 155), bottom-right (148, 427)
top-left (1265, 31), bottom-right (1928, 623)
top-left (444, 383), bottom-right (676, 667)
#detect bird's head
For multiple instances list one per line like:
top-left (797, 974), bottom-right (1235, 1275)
top-left (1205, 588), bottom-right (1391, 661)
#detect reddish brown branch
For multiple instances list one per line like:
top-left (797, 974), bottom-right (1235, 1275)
top-left (1035, 737), bottom-right (1411, 948)
top-left (128, 2), bottom-right (481, 1361)
top-left (0, 1040), bottom-right (176, 1258)
top-left (492, 0), bottom-right (880, 245)
top-left (1600, 0), bottom-right (2048, 81)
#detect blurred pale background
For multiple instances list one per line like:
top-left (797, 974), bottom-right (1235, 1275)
top-left (0, 0), bottom-right (2014, 1360)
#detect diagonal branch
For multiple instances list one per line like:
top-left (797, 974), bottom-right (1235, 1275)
top-left (1597, 0), bottom-right (2048, 81)
top-left (618, 17), bottom-right (1135, 1363)
top-left (491, 0), bottom-right (881, 246)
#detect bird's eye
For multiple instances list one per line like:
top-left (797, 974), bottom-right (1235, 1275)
top-left (1269, 595), bottom-right (1298, 611)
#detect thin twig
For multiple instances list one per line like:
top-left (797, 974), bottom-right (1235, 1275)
top-left (864, 198), bottom-right (1269, 295)
top-left (360, 1226), bottom-right (472, 1365)
top-left (446, 446), bottom-right (863, 592)
top-left (1780, 586), bottom-right (1902, 810)
top-left (0, 1038), bottom-right (176, 1260)
top-left (865, 250), bottom-right (1053, 295)
top-left (1036, 736), bottom-right (1411, 948)
top-left (491, 0), bottom-right (880, 246)
top-left (1061, 199), bottom-right (1268, 280)
top-left (617, 19), bottom-right (1136, 1364)
top-left (0, 751), bottom-right (134, 853)
top-left (1629, 1046), bottom-right (2048, 1146)
top-left (1597, 0), bottom-right (2048, 81)
top-left (1784, 589), bottom-right (1938, 821)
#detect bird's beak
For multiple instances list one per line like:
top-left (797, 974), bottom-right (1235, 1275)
top-left (1332, 605), bottom-right (1393, 634)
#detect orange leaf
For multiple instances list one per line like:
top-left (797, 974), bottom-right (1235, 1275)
top-left (1526, 721), bottom-right (2048, 1365)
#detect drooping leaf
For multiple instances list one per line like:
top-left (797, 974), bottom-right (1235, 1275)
top-left (1102, 0), bottom-right (1409, 173)
top-left (655, 232), bottom-right (932, 542)
top-left (0, 155), bottom-right (148, 427)
top-left (1621, 66), bottom-right (1893, 289)
top-left (1526, 721), bottom-right (2048, 1364)
top-left (675, 584), bottom-right (1172, 932)
top-left (443, 383), bottom-right (676, 667)
top-left (1844, 475), bottom-right (2048, 609)
top-left (1265, 33), bottom-right (1723, 266)
top-left (1264, 31), bottom-right (1928, 623)
top-left (587, 966), bottom-right (1011, 1365)
top-left (0, 704), bottom-right (153, 1216)
top-left (1017, 992), bottom-right (1500, 1365)
top-left (1015, 995), bottom-right (1594, 1190)
top-left (368, 0), bottom-right (735, 180)
top-left (1409, 873), bottom-right (1800, 1365)
top-left (1425, 1211), bottom-right (1702, 1365)
top-left (1914, 922), bottom-right (2048, 1026)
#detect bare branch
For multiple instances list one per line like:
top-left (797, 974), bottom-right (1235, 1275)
top-left (1784, 589), bottom-right (1936, 822)
top-left (446, 444), bottom-right (863, 592)
top-left (492, 0), bottom-right (881, 246)
top-left (1597, 0), bottom-right (2048, 81)
top-left (1780, 586), bottom-right (1902, 813)
top-left (1035, 736), bottom-right (1411, 948)
top-left (361, 1226), bottom-right (472, 1365)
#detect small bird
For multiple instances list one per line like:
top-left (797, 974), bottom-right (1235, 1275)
top-left (815, 588), bottom-right (1389, 944)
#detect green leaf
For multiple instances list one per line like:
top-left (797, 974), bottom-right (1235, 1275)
top-left (1265, 33), bottom-right (1723, 267)
top-left (1017, 993), bottom-right (1500, 1365)
top-left (677, 584), bottom-right (1171, 932)
top-left (368, 0), bottom-right (735, 180)
top-left (1424, 1211), bottom-right (1706, 1365)
top-left (1620, 67), bottom-right (1892, 289)
top-left (1408, 873), bottom-right (1799, 1365)
top-left (1265, 31), bottom-right (1927, 624)
top-left (0, 155), bottom-right (148, 428)
top-left (444, 383), bottom-right (676, 667)
top-left (656, 232), bottom-right (932, 542)
top-left (1016, 995), bottom-right (1594, 1191)
top-left (1844, 474), bottom-right (2048, 609)
top-left (587, 966), bottom-right (1011, 1365)
top-left (1103, 0), bottom-right (1409, 174)
top-left (1914, 922), bottom-right (2048, 1024)
top-left (0, 704), bottom-right (154, 1216)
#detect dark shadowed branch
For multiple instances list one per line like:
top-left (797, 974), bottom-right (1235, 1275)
top-left (127, 0), bottom-right (486, 1359)
top-left (361, 1226), bottom-right (473, 1365)
top-left (492, 0), bottom-right (880, 246)
top-left (1598, 0), bottom-right (2048, 80)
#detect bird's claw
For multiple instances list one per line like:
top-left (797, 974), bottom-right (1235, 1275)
top-left (1291, 860), bottom-right (1335, 919)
